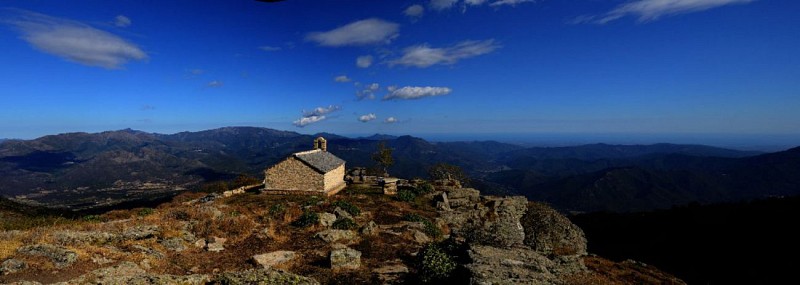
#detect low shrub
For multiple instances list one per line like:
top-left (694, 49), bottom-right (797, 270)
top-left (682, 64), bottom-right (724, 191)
top-left (396, 189), bottom-right (416, 202)
top-left (332, 218), bottom-right (357, 230)
top-left (167, 209), bottom-right (191, 221)
top-left (331, 200), bottom-right (361, 216)
top-left (137, 208), bottom-right (155, 217)
top-left (268, 203), bottom-right (286, 218)
top-left (415, 182), bottom-right (435, 195)
top-left (417, 243), bottom-right (457, 283)
top-left (404, 214), bottom-right (442, 239)
top-left (292, 211), bottom-right (319, 228)
top-left (303, 196), bottom-right (323, 207)
top-left (82, 215), bottom-right (103, 222)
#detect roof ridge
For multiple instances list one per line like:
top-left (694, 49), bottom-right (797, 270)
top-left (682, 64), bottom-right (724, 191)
top-left (293, 149), bottom-right (322, 156)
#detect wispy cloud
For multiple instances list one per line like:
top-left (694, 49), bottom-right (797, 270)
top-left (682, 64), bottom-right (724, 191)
top-left (293, 116), bottom-right (326, 127)
top-left (357, 83), bottom-right (380, 100)
top-left (259, 45), bottom-right (282, 52)
top-left (384, 117), bottom-right (399, 124)
top-left (490, 0), bottom-right (535, 7)
top-left (294, 105), bottom-right (342, 127)
top-left (430, 0), bottom-right (459, 11)
top-left (388, 39), bottom-right (499, 68)
top-left (431, 0), bottom-right (534, 10)
top-left (306, 18), bottom-right (399, 47)
top-left (188, 69), bottom-right (205, 75)
top-left (140, 104), bottom-right (155, 111)
top-left (358, 113), bottom-right (377, 122)
top-left (334, 75), bottom-right (352, 82)
top-left (303, 105), bottom-right (341, 117)
top-left (356, 55), bottom-right (374, 68)
top-left (383, 86), bottom-right (452, 101)
top-left (114, 15), bottom-right (131, 27)
top-left (583, 0), bottom-right (755, 24)
top-left (207, 80), bottom-right (223, 88)
top-left (4, 9), bottom-right (147, 69)
top-left (404, 4), bottom-right (425, 19)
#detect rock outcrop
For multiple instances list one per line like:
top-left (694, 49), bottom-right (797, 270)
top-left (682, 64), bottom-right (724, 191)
top-left (522, 202), bottom-right (588, 256)
top-left (56, 262), bottom-right (208, 285)
top-left (439, 188), bottom-right (528, 248)
top-left (16, 244), bottom-right (77, 269)
top-left (436, 187), bottom-right (589, 284)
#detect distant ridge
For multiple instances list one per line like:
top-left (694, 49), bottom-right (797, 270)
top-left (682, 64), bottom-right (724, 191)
top-left (359, 134), bottom-right (399, 140)
top-left (1, 126), bottom-right (796, 213)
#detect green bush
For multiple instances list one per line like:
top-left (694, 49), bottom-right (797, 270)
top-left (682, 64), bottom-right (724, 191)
top-left (331, 200), bottom-right (361, 216)
top-left (403, 214), bottom-right (443, 239)
top-left (403, 213), bottom-right (426, 223)
top-left (417, 243), bottom-right (457, 283)
top-left (292, 211), bottom-right (319, 227)
top-left (82, 215), bottom-right (103, 222)
top-left (137, 208), bottom-right (154, 217)
top-left (331, 218), bottom-right (357, 230)
top-left (268, 203), bottom-right (286, 217)
top-left (415, 182), bottom-right (435, 195)
top-left (303, 196), bottom-right (323, 207)
top-left (396, 189), bottom-right (416, 202)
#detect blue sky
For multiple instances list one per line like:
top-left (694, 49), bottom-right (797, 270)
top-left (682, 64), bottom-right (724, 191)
top-left (1, 0), bottom-right (798, 145)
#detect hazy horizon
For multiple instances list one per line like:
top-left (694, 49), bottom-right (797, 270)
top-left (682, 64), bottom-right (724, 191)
top-left (3, 125), bottom-right (798, 152)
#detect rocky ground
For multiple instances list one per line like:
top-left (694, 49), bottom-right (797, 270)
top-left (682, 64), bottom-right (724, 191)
top-left (0, 183), bottom-right (685, 284)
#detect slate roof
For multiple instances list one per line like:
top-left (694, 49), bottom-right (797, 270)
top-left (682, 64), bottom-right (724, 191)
top-left (293, 149), bottom-right (345, 173)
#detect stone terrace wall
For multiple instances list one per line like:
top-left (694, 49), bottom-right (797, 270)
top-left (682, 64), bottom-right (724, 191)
top-left (264, 157), bottom-right (324, 192)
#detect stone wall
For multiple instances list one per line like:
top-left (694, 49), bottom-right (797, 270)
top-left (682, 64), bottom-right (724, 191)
top-left (323, 164), bottom-right (346, 195)
top-left (264, 157), bottom-right (324, 192)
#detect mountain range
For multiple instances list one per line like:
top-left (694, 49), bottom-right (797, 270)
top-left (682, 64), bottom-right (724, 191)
top-left (1, 127), bottom-right (798, 213)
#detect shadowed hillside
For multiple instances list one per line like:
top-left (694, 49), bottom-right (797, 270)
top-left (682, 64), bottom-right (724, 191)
top-left (571, 196), bottom-right (800, 284)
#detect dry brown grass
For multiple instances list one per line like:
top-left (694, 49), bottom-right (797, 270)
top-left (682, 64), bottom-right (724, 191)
top-left (0, 239), bottom-right (22, 260)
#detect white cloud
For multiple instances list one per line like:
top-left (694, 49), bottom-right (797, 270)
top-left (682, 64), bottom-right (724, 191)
top-left (114, 15), bottom-right (131, 27)
top-left (303, 105), bottom-right (341, 117)
top-left (430, 0), bottom-right (459, 11)
top-left (356, 83), bottom-right (380, 100)
top-left (334, 75), bottom-right (352, 82)
top-left (306, 18), bottom-right (399, 47)
top-left (356, 55), bottom-right (374, 68)
top-left (405, 5), bottom-right (425, 18)
top-left (259, 45), bottom-right (282, 51)
top-left (207, 80), bottom-right (223, 88)
top-left (591, 0), bottom-right (755, 24)
top-left (383, 86), bottom-right (452, 101)
top-left (466, 0), bottom-right (489, 5)
top-left (388, 39), bottom-right (499, 68)
top-left (384, 117), bottom-right (399, 124)
top-left (5, 9), bottom-right (147, 69)
top-left (490, 0), bottom-right (535, 7)
top-left (358, 113), bottom-right (377, 122)
top-left (293, 115), bottom-right (326, 127)
top-left (294, 105), bottom-right (341, 127)
top-left (429, 0), bottom-right (532, 10)
top-left (188, 69), bottom-right (205, 75)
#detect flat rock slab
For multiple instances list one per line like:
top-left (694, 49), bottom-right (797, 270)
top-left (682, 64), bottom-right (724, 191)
top-left (315, 229), bottom-right (357, 244)
top-left (211, 269), bottom-right (320, 285)
top-left (330, 245), bottom-right (361, 270)
top-left (253, 251), bottom-right (297, 269)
